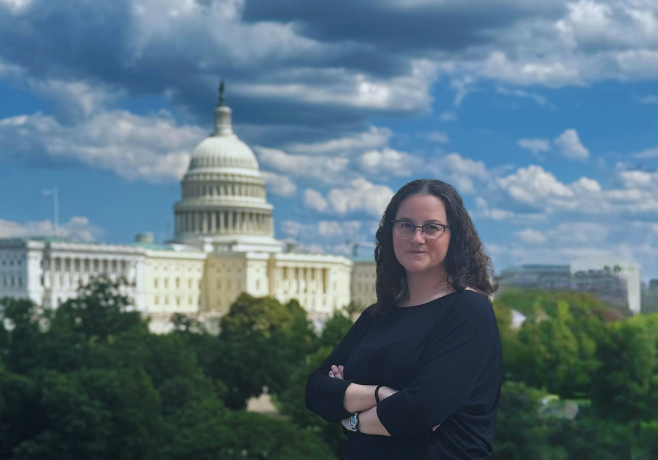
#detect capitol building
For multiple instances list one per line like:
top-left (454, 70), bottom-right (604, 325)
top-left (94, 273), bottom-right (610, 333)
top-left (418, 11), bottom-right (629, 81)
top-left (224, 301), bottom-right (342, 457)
top-left (0, 86), bottom-right (377, 331)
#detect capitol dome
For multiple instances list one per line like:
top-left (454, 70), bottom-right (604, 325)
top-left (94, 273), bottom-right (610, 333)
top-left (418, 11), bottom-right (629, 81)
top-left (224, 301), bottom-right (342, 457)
top-left (171, 82), bottom-right (281, 253)
top-left (187, 91), bottom-right (260, 173)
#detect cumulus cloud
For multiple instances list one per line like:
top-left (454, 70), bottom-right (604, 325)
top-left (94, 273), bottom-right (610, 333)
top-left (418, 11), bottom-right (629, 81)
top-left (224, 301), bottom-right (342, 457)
top-left (360, 148), bottom-right (422, 176)
top-left (0, 111), bottom-right (202, 182)
top-left (426, 153), bottom-right (488, 194)
top-left (304, 189), bottom-right (328, 211)
top-left (496, 87), bottom-right (551, 106)
top-left (639, 94), bottom-right (658, 104)
top-left (516, 228), bottom-right (548, 244)
top-left (554, 129), bottom-right (590, 159)
top-left (518, 138), bottom-right (550, 155)
top-left (634, 145), bottom-right (658, 159)
top-left (326, 178), bottom-right (394, 217)
top-left (0, 216), bottom-right (102, 242)
top-left (260, 171), bottom-right (297, 196)
top-left (287, 126), bottom-right (391, 154)
top-left (255, 147), bottom-right (349, 183)
top-left (425, 131), bottom-right (449, 143)
top-left (304, 178), bottom-right (394, 217)
top-left (317, 220), bottom-right (362, 238)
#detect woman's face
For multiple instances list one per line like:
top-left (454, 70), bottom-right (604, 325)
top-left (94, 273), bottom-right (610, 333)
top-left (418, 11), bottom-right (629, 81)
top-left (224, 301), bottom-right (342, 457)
top-left (393, 193), bottom-right (451, 276)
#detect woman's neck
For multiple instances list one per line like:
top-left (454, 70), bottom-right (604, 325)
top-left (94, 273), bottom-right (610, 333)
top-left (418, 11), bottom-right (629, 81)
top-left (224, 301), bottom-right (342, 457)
top-left (398, 266), bottom-right (454, 308)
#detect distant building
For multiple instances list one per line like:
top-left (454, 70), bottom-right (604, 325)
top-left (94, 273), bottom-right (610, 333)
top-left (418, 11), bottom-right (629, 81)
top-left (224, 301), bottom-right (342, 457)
top-left (498, 265), bottom-right (572, 291)
top-left (350, 257), bottom-right (377, 308)
top-left (0, 85), bottom-right (354, 331)
top-left (641, 279), bottom-right (658, 314)
top-left (497, 262), bottom-right (642, 314)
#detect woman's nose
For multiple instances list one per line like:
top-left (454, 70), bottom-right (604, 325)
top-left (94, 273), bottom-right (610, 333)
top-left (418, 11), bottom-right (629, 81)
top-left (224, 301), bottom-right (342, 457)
top-left (411, 227), bottom-right (425, 243)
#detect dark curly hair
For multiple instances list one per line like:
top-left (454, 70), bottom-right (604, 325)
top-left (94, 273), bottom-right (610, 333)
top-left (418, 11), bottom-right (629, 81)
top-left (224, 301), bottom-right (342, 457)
top-left (370, 178), bottom-right (497, 317)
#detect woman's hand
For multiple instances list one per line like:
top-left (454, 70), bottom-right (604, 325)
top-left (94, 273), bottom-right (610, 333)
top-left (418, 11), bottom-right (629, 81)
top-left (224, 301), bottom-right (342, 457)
top-left (330, 365), bottom-right (439, 432)
top-left (329, 364), bottom-right (344, 379)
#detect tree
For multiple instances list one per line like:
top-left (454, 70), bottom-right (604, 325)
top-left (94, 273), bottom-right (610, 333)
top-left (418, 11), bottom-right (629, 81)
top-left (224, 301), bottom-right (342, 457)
top-left (193, 294), bottom-right (318, 409)
top-left (491, 381), bottom-right (567, 460)
top-left (591, 313), bottom-right (658, 427)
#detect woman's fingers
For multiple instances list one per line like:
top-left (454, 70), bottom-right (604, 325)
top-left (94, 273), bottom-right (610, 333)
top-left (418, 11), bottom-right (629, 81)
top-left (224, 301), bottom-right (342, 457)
top-left (329, 365), bottom-right (344, 379)
top-left (432, 424), bottom-right (441, 431)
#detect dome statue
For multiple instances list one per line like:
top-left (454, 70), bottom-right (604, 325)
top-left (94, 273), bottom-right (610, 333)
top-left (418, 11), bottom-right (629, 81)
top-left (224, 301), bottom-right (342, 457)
top-left (171, 81), bottom-right (282, 253)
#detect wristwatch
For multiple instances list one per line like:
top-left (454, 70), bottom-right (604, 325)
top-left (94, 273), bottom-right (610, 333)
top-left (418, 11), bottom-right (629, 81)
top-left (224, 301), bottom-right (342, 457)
top-left (348, 412), bottom-right (360, 432)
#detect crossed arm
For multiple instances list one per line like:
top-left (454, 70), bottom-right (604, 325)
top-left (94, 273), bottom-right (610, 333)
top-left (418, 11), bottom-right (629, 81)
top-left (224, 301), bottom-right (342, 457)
top-left (328, 364), bottom-right (440, 436)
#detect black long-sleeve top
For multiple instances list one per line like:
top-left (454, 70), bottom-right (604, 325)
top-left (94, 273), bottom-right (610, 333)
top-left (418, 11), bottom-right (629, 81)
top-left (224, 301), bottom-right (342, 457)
top-left (306, 290), bottom-right (502, 460)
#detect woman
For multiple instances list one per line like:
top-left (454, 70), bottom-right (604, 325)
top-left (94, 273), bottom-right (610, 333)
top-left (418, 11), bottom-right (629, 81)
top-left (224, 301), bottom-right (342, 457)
top-left (306, 179), bottom-right (501, 460)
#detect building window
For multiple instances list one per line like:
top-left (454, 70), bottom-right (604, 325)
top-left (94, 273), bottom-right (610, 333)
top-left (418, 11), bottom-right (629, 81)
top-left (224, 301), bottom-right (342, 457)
top-left (154, 279), bottom-right (159, 288)
top-left (94, 260), bottom-right (99, 272)
top-left (164, 297), bottom-right (169, 305)
top-left (155, 296), bottom-right (159, 305)
top-left (188, 279), bottom-right (192, 289)
top-left (55, 258), bottom-right (61, 271)
top-left (164, 279), bottom-right (169, 288)
top-left (74, 259), bottom-right (80, 272)
top-left (84, 259), bottom-right (90, 272)
top-left (256, 279), bottom-right (260, 290)
top-left (176, 298), bottom-right (180, 306)
top-left (176, 278), bottom-right (180, 288)
top-left (188, 297), bottom-right (193, 305)
top-left (18, 276), bottom-right (22, 287)
top-left (65, 259), bottom-right (70, 271)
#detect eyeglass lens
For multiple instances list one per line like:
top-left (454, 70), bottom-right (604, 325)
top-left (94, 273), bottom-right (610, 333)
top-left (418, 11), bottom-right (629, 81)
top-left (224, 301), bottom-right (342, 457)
top-left (394, 221), bottom-right (444, 239)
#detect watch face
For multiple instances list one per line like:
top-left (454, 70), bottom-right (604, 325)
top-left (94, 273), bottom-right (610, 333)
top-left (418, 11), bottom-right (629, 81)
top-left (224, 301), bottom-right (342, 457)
top-left (349, 414), bottom-right (357, 430)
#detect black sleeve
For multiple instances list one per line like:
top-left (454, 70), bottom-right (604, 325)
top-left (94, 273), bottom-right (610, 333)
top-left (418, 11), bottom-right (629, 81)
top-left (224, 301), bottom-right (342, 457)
top-left (376, 295), bottom-right (498, 437)
top-left (305, 310), bottom-right (371, 422)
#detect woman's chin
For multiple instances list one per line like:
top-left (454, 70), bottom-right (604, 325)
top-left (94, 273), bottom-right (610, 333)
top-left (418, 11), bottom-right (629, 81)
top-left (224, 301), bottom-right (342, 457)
top-left (401, 262), bottom-right (431, 273)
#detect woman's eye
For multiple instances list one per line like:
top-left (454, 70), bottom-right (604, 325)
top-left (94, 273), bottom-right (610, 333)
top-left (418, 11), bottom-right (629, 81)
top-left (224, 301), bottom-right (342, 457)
top-left (425, 225), bottom-right (440, 233)
top-left (399, 222), bottom-right (413, 228)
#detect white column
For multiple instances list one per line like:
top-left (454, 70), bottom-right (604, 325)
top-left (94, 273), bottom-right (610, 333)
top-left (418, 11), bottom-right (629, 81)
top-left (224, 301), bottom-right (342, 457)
top-left (219, 211), bottom-right (224, 234)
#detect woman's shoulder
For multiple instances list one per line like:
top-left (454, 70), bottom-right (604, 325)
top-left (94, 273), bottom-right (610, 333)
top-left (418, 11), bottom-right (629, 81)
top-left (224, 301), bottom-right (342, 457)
top-left (451, 288), bottom-right (495, 320)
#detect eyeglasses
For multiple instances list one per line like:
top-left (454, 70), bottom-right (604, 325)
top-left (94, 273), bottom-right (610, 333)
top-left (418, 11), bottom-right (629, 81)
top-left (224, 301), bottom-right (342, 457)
top-left (391, 219), bottom-right (450, 240)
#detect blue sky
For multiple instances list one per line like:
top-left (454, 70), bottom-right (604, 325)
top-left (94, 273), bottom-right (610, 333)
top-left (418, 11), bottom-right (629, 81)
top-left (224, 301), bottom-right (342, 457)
top-left (2, 0), bottom-right (658, 281)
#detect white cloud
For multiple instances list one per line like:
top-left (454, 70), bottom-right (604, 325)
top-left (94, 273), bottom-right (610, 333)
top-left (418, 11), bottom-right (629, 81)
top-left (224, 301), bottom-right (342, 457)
top-left (254, 147), bottom-right (349, 183)
top-left (427, 153), bottom-right (487, 194)
top-left (516, 228), bottom-right (547, 244)
top-left (326, 178), bottom-right (394, 217)
top-left (496, 165), bottom-right (575, 204)
top-left (639, 94), bottom-right (658, 104)
top-left (518, 138), bottom-right (551, 155)
top-left (554, 129), bottom-right (590, 159)
top-left (496, 87), bottom-right (551, 106)
top-left (317, 220), bottom-right (362, 238)
top-left (0, 216), bottom-right (102, 242)
top-left (304, 189), bottom-right (328, 212)
top-left (0, 111), bottom-right (202, 182)
top-left (618, 170), bottom-right (657, 189)
top-left (634, 145), bottom-right (658, 159)
top-left (483, 51), bottom-right (583, 88)
top-left (280, 220), bottom-right (303, 237)
top-left (287, 126), bottom-right (391, 154)
top-left (425, 131), bottom-right (449, 143)
top-left (360, 148), bottom-right (422, 176)
top-left (260, 171), bottom-right (297, 197)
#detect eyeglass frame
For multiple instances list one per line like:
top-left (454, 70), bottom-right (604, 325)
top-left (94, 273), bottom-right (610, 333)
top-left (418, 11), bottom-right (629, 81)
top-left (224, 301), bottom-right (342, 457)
top-left (391, 219), bottom-right (450, 240)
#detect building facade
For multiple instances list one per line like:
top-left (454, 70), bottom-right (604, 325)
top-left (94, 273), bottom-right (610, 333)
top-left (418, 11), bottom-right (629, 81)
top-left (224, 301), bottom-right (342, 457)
top-left (0, 88), bottom-right (355, 331)
top-left (497, 262), bottom-right (641, 313)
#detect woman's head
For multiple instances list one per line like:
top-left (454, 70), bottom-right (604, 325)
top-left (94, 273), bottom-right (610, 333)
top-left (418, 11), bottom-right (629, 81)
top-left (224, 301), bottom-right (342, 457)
top-left (372, 179), bottom-right (497, 314)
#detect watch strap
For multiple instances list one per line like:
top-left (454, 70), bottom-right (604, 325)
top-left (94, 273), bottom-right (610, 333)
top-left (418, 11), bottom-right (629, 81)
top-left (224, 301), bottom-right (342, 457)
top-left (375, 385), bottom-right (383, 404)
